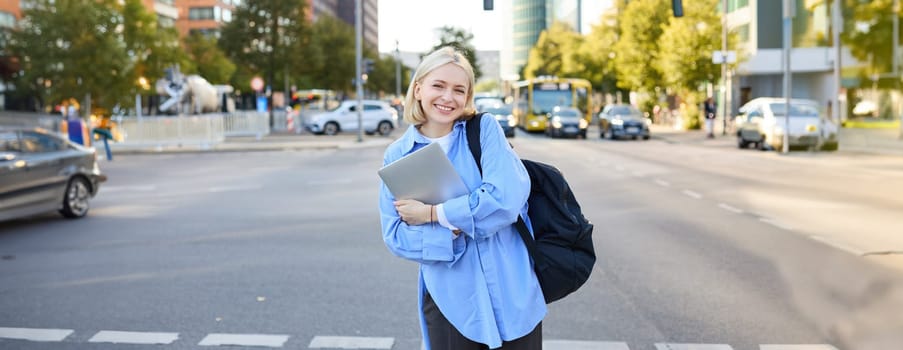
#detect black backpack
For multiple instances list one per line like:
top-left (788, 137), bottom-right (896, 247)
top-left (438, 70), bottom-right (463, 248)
top-left (466, 114), bottom-right (596, 303)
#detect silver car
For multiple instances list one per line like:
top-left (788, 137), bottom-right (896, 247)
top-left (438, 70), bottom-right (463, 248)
top-left (0, 127), bottom-right (107, 221)
top-left (304, 100), bottom-right (398, 136)
top-left (735, 98), bottom-right (838, 151)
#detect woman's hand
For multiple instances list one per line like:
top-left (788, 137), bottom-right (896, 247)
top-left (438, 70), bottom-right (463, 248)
top-left (394, 199), bottom-right (432, 226)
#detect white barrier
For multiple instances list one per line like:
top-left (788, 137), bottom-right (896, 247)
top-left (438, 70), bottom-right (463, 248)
top-left (117, 114), bottom-right (225, 148)
top-left (223, 111), bottom-right (269, 137)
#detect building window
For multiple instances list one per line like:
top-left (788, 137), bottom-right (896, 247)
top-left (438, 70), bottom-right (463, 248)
top-left (734, 23), bottom-right (750, 44)
top-left (728, 0), bottom-right (748, 13)
top-left (189, 7), bottom-right (217, 21)
top-left (0, 11), bottom-right (15, 29)
top-left (158, 15), bottom-right (175, 28)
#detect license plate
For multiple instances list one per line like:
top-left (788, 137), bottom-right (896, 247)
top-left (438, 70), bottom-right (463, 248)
top-left (626, 127), bottom-right (639, 133)
top-left (565, 126), bottom-right (578, 133)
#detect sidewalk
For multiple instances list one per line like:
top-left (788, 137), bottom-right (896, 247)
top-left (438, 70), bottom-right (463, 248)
top-left (99, 132), bottom-right (396, 155)
top-left (649, 124), bottom-right (903, 157)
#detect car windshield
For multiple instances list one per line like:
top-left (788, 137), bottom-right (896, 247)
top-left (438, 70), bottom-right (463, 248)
top-left (555, 109), bottom-right (580, 117)
top-left (532, 89), bottom-right (572, 115)
top-left (769, 103), bottom-right (820, 117)
top-left (608, 105), bottom-right (640, 116)
top-left (484, 107), bottom-right (512, 115)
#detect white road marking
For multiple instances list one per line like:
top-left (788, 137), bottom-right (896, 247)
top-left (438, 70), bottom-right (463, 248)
top-left (544, 340), bottom-right (631, 350)
top-left (759, 217), bottom-right (794, 231)
top-left (207, 185), bottom-right (264, 193)
top-left (308, 335), bottom-right (394, 349)
top-left (682, 190), bottom-right (703, 199)
top-left (808, 235), bottom-right (866, 256)
top-left (655, 344), bottom-right (733, 350)
top-left (760, 345), bottom-right (839, 350)
top-left (88, 330), bottom-right (179, 345)
top-left (198, 333), bottom-right (289, 347)
top-left (632, 171), bottom-right (646, 177)
top-left (614, 165), bottom-right (625, 171)
top-left (654, 179), bottom-right (671, 187)
top-left (717, 203), bottom-right (744, 214)
top-left (0, 327), bottom-right (73, 342)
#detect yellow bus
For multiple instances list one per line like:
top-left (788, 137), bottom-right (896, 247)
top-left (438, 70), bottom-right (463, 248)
top-left (512, 77), bottom-right (593, 132)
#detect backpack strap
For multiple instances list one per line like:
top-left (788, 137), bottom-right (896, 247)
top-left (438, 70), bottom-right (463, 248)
top-left (465, 114), bottom-right (539, 264)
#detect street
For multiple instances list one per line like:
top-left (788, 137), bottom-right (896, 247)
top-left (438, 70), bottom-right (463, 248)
top-left (2, 131), bottom-right (902, 350)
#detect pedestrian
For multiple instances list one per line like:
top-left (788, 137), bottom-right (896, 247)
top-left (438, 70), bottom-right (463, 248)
top-left (704, 96), bottom-right (717, 138)
top-left (378, 46), bottom-right (545, 350)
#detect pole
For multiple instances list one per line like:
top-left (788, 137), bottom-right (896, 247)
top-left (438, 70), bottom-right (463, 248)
top-left (721, 0), bottom-right (728, 136)
top-left (783, 0), bottom-right (794, 154)
top-left (355, 0), bottom-right (363, 142)
top-left (895, 0), bottom-right (903, 139)
top-left (832, 0), bottom-right (842, 127)
top-left (136, 93), bottom-right (142, 119)
top-left (395, 40), bottom-right (402, 98)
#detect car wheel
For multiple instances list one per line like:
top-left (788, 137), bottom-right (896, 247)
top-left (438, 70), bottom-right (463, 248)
top-left (60, 177), bottom-right (91, 218)
top-left (738, 138), bottom-right (748, 149)
top-left (377, 121), bottom-right (393, 136)
top-left (608, 129), bottom-right (617, 140)
top-left (323, 122), bottom-right (339, 136)
top-left (821, 142), bottom-right (839, 151)
top-left (642, 135), bottom-right (650, 140)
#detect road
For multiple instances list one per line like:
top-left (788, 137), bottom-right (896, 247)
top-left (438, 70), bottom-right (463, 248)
top-left (1, 130), bottom-right (901, 350)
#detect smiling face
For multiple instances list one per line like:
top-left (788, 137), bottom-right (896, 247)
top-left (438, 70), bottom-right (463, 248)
top-left (413, 63), bottom-right (471, 134)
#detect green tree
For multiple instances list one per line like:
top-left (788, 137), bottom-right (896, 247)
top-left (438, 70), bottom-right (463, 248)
top-left (613, 0), bottom-right (671, 93)
top-left (184, 33), bottom-right (237, 85)
top-left (427, 26), bottom-right (482, 80)
top-left (8, 0), bottom-right (131, 113)
top-left (121, 0), bottom-right (186, 87)
top-left (841, 0), bottom-right (902, 77)
top-left (523, 21), bottom-right (582, 79)
top-left (581, 0), bottom-right (626, 97)
top-left (219, 0), bottom-right (312, 95)
top-left (366, 54), bottom-right (410, 97)
top-left (307, 14), bottom-right (354, 93)
top-left (657, 0), bottom-right (724, 93)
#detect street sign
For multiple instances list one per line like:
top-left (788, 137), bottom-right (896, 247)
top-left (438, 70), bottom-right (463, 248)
top-left (712, 51), bottom-right (737, 64)
top-left (251, 77), bottom-right (264, 92)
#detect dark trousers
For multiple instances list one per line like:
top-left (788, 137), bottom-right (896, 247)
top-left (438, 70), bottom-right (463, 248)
top-left (423, 293), bottom-right (542, 350)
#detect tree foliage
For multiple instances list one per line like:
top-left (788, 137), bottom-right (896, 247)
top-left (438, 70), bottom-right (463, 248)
top-left (219, 0), bottom-right (312, 92)
top-left (657, 0), bottom-right (725, 93)
top-left (9, 0), bottom-right (130, 112)
top-left (523, 21), bottom-right (582, 79)
top-left (578, 10), bottom-right (620, 96)
top-left (427, 26), bottom-right (482, 80)
top-left (306, 14), bottom-right (355, 93)
top-left (613, 0), bottom-right (671, 93)
top-left (841, 0), bottom-right (902, 76)
top-left (183, 33), bottom-right (236, 85)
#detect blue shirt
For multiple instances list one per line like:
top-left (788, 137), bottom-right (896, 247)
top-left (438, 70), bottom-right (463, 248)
top-left (379, 116), bottom-right (546, 349)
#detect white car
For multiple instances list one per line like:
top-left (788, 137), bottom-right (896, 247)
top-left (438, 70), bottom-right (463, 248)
top-left (305, 100), bottom-right (398, 136)
top-left (735, 98), bottom-right (838, 151)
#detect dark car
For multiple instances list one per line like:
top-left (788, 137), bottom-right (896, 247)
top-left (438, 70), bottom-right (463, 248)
top-left (545, 106), bottom-right (587, 138)
top-left (599, 104), bottom-right (650, 140)
top-left (0, 127), bottom-right (107, 221)
top-left (480, 104), bottom-right (516, 138)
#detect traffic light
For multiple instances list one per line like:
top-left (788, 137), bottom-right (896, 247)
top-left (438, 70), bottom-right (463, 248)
top-left (483, 0), bottom-right (493, 10)
top-left (671, 0), bottom-right (683, 17)
top-left (363, 59), bottom-right (375, 74)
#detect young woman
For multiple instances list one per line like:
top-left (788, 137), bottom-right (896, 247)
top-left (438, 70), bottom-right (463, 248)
top-left (378, 46), bottom-right (545, 350)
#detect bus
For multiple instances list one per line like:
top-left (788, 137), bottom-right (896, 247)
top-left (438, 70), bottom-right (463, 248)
top-left (511, 77), bottom-right (593, 132)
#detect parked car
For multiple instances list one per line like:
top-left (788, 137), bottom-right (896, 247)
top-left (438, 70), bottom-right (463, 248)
top-left (479, 104), bottom-right (516, 138)
top-left (305, 100), bottom-right (398, 136)
top-left (545, 106), bottom-right (588, 138)
top-left (598, 104), bottom-right (650, 140)
top-left (735, 98), bottom-right (838, 151)
top-left (0, 127), bottom-right (107, 222)
top-left (474, 95), bottom-right (505, 111)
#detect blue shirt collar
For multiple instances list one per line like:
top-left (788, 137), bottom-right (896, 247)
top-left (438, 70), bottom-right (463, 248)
top-left (398, 120), bottom-right (468, 153)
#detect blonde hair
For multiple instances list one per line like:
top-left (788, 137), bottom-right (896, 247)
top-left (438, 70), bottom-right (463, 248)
top-left (403, 46), bottom-right (476, 125)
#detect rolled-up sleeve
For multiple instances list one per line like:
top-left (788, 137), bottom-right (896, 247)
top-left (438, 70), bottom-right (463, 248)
top-left (443, 117), bottom-right (530, 240)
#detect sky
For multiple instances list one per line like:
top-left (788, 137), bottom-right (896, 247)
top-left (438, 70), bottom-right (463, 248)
top-left (377, 0), bottom-right (504, 53)
top-left (377, 0), bottom-right (613, 54)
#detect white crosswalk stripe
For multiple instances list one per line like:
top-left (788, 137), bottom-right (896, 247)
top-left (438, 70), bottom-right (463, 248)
top-left (543, 340), bottom-right (631, 350)
top-left (88, 330), bottom-right (179, 345)
top-left (198, 333), bottom-right (290, 347)
top-left (655, 344), bottom-right (733, 350)
top-left (308, 335), bottom-right (394, 349)
top-left (0, 327), bottom-right (73, 342)
top-left (760, 345), bottom-right (839, 350)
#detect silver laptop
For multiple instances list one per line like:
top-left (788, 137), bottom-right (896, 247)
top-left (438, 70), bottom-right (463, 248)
top-left (378, 142), bottom-right (469, 205)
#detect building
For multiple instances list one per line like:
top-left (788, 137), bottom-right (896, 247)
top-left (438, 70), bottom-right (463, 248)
top-left (503, 0), bottom-right (589, 81)
top-left (727, 0), bottom-right (863, 113)
top-left (0, 0), bottom-right (21, 110)
top-left (174, 0), bottom-right (236, 38)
